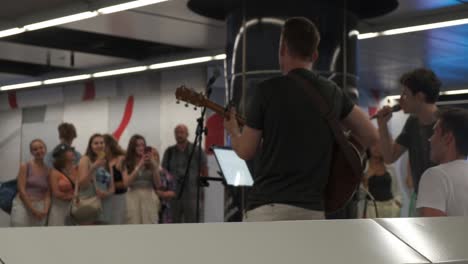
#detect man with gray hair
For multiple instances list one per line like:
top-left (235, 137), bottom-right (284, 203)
top-left (162, 124), bottom-right (208, 223)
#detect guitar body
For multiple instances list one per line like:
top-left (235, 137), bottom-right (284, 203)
top-left (324, 135), bottom-right (366, 215)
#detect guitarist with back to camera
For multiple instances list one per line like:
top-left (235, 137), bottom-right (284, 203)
top-left (223, 17), bottom-right (378, 221)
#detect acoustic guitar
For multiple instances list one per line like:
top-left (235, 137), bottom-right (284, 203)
top-left (175, 85), bottom-right (246, 125)
top-left (175, 85), bottom-right (366, 214)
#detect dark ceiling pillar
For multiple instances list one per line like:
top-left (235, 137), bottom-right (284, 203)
top-left (188, 0), bottom-right (398, 111)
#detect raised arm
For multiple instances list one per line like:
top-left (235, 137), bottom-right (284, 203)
top-left (341, 105), bottom-right (379, 149)
top-left (375, 106), bottom-right (407, 163)
top-left (77, 156), bottom-right (105, 186)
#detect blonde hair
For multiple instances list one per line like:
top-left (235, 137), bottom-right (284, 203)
top-left (29, 139), bottom-right (47, 153)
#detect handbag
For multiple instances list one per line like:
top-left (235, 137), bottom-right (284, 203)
top-left (0, 179), bottom-right (17, 214)
top-left (69, 165), bottom-right (102, 224)
top-left (0, 163), bottom-right (33, 214)
top-left (70, 195), bottom-right (102, 224)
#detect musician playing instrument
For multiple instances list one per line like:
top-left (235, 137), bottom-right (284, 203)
top-left (375, 68), bottom-right (441, 216)
top-left (224, 17), bottom-right (378, 222)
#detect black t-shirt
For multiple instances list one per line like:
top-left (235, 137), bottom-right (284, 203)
top-left (395, 116), bottom-right (436, 193)
top-left (368, 172), bottom-right (394, 201)
top-left (246, 68), bottom-right (354, 211)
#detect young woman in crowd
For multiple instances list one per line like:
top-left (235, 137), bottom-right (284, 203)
top-left (363, 144), bottom-right (401, 218)
top-left (48, 143), bottom-right (77, 226)
top-left (103, 134), bottom-right (128, 225)
top-left (78, 134), bottom-right (114, 224)
top-left (11, 139), bottom-right (50, 227)
top-left (153, 148), bottom-right (176, 223)
top-left (125, 134), bottom-right (161, 224)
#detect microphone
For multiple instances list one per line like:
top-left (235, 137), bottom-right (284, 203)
top-left (370, 104), bottom-right (401, 119)
top-left (206, 69), bottom-right (221, 98)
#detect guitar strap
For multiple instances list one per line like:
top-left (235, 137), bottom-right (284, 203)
top-left (288, 72), bottom-right (362, 178)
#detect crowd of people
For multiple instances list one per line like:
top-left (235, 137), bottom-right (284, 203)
top-left (10, 123), bottom-right (207, 227)
top-left (7, 17), bottom-right (468, 226)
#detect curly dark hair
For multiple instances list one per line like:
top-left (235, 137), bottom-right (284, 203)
top-left (58, 123), bottom-right (77, 142)
top-left (399, 68), bottom-right (441, 103)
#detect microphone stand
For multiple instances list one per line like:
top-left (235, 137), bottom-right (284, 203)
top-left (177, 77), bottom-right (216, 223)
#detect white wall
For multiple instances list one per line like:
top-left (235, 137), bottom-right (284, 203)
top-left (21, 121), bottom-right (60, 163)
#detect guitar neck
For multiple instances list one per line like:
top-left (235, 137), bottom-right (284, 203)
top-left (203, 100), bottom-right (246, 126)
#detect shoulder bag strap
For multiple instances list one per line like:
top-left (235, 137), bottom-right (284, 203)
top-left (60, 169), bottom-right (76, 189)
top-left (26, 162), bottom-right (31, 179)
top-left (288, 72), bottom-right (362, 176)
top-left (88, 158), bottom-right (99, 193)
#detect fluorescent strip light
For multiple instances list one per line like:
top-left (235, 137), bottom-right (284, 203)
top-left (24, 11), bottom-right (98, 31)
top-left (1, 81), bottom-right (42, 91)
top-left (386, 95), bottom-right (400, 100)
top-left (358, 32), bottom-right (381, 40)
top-left (93, 66), bottom-right (148, 78)
top-left (259, 17), bottom-right (285, 26)
top-left (386, 89), bottom-right (468, 100)
top-left (98, 0), bottom-right (169, 14)
top-left (0, 28), bottom-right (26, 38)
top-left (1, 53), bottom-right (227, 91)
top-left (44, 74), bottom-right (91, 85)
top-left (348, 30), bottom-right (360, 38)
top-left (149, 56), bottom-right (212, 70)
top-left (213, 54), bottom-right (227, 60)
top-left (382, 18), bottom-right (468, 36)
top-left (441, 89), bottom-right (468, 95)
top-left (1, 1), bottom-right (171, 38)
top-left (358, 18), bottom-right (468, 40)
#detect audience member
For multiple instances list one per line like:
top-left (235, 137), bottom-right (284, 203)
top-left (48, 143), bottom-right (76, 226)
top-left (11, 139), bottom-right (50, 227)
top-left (78, 134), bottom-right (114, 224)
top-left (125, 135), bottom-right (161, 224)
top-left (417, 108), bottom-right (468, 217)
top-left (103, 134), bottom-right (128, 225)
top-left (44, 123), bottom-right (81, 168)
top-left (363, 144), bottom-right (401, 218)
top-left (162, 124), bottom-right (207, 223)
top-left (154, 148), bottom-right (176, 223)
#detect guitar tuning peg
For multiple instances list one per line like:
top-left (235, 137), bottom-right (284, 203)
top-left (176, 100), bottom-right (180, 104)
top-left (194, 107), bottom-right (197, 111)
top-left (185, 103), bottom-right (189, 107)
